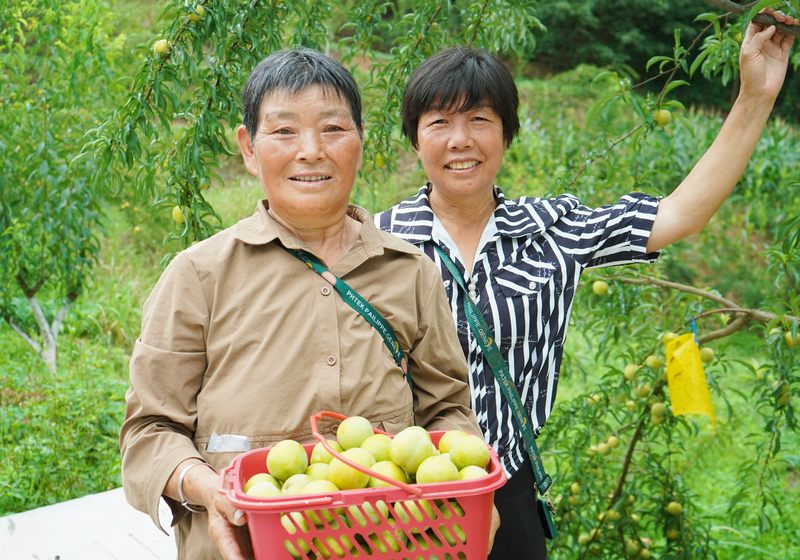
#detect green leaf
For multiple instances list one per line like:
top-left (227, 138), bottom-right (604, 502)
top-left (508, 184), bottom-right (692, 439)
top-left (743, 0), bottom-right (780, 36)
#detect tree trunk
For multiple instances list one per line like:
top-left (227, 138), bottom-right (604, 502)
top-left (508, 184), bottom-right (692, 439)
top-left (5, 293), bottom-right (72, 373)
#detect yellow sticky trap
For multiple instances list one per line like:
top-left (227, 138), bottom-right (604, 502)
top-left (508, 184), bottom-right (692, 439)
top-left (665, 333), bottom-right (716, 429)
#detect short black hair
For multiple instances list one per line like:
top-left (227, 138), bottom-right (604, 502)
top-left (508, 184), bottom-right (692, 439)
top-left (401, 47), bottom-right (519, 149)
top-left (242, 48), bottom-right (363, 140)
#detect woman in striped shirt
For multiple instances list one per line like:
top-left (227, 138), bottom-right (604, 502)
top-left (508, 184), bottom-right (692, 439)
top-left (375, 11), bottom-right (796, 559)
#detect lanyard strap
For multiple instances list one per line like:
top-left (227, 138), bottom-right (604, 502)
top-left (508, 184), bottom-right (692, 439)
top-left (434, 245), bottom-right (552, 495)
top-left (285, 248), bottom-right (408, 374)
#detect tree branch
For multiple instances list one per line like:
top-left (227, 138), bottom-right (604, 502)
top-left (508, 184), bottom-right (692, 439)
top-left (617, 275), bottom-right (800, 324)
top-left (468, 0), bottom-right (491, 46)
top-left (4, 317), bottom-right (41, 353)
top-left (50, 298), bottom-right (74, 340)
top-left (610, 419), bottom-right (646, 504)
top-left (703, 0), bottom-right (800, 37)
top-left (617, 275), bottom-right (739, 307)
top-left (26, 295), bottom-right (54, 348)
top-left (697, 314), bottom-right (751, 343)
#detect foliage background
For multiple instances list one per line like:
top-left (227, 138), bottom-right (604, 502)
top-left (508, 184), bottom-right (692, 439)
top-left (1, 1), bottom-right (798, 559)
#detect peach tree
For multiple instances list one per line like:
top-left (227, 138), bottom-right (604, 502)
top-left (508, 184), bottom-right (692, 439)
top-left (0, 0), bottom-right (128, 371)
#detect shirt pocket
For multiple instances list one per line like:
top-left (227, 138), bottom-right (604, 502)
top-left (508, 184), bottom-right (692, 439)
top-left (493, 256), bottom-right (559, 298)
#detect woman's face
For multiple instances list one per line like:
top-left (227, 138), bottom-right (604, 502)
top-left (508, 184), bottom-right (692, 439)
top-left (415, 103), bottom-right (505, 200)
top-left (237, 85), bottom-right (363, 228)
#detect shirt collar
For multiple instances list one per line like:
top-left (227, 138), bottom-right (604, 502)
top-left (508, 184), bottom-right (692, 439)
top-left (235, 199), bottom-right (415, 257)
top-left (388, 183), bottom-right (564, 243)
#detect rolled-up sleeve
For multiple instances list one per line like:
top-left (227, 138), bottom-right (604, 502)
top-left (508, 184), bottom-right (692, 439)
top-left (119, 253), bottom-right (209, 531)
top-left (408, 259), bottom-right (482, 437)
top-left (552, 192), bottom-right (661, 268)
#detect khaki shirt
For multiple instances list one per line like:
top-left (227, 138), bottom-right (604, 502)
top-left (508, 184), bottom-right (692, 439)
top-left (119, 201), bottom-right (479, 559)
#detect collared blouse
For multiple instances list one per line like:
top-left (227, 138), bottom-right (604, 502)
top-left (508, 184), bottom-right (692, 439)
top-left (375, 185), bottom-right (660, 477)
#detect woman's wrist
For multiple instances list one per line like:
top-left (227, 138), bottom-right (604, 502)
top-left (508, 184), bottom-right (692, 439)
top-left (178, 461), bottom-right (217, 511)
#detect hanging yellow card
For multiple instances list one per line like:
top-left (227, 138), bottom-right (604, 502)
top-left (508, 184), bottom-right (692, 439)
top-left (665, 333), bottom-right (716, 429)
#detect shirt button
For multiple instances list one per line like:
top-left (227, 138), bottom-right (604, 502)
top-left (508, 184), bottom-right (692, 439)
top-left (528, 281), bottom-right (537, 289)
top-left (321, 286), bottom-right (331, 296)
top-left (326, 355), bottom-right (337, 366)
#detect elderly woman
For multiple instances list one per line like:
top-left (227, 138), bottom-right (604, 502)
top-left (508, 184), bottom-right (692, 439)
top-left (120, 48), bottom-right (485, 559)
top-left (376, 11), bottom-right (796, 559)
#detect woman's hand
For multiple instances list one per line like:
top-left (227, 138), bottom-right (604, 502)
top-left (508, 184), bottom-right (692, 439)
top-left (205, 491), bottom-right (253, 560)
top-left (166, 459), bottom-right (253, 560)
top-left (487, 504), bottom-right (501, 553)
top-left (739, 8), bottom-right (797, 101)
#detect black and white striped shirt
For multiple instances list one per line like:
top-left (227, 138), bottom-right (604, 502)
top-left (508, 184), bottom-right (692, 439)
top-left (375, 184), bottom-right (660, 477)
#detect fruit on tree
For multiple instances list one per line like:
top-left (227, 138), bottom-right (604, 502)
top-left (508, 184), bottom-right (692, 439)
top-left (624, 363), bottom-right (639, 381)
top-left (592, 280), bottom-right (609, 295)
top-left (188, 4), bottom-right (205, 22)
top-left (153, 39), bottom-right (171, 57)
top-left (666, 501), bottom-right (683, 516)
top-left (777, 383), bottom-right (790, 407)
top-left (654, 109), bottom-right (672, 127)
top-left (567, 495), bottom-right (580, 506)
top-left (662, 331), bottom-right (679, 344)
top-left (650, 401), bottom-right (666, 417)
top-left (172, 205), bottom-right (185, 224)
top-left (699, 347), bottom-right (715, 363)
top-left (635, 383), bottom-right (652, 398)
top-left (267, 439), bottom-right (309, 482)
top-left (785, 331), bottom-right (797, 348)
top-left (645, 355), bottom-right (663, 369)
top-left (336, 415), bottom-right (374, 450)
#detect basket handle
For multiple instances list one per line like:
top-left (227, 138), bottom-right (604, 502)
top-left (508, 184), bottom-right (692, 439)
top-left (309, 410), bottom-right (423, 497)
top-left (220, 464), bottom-right (235, 498)
top-left (219, 463), bottom-right (336, 509)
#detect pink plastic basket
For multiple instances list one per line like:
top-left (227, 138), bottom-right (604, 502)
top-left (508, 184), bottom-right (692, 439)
top-left (220, 411), bottom-right (506, 559)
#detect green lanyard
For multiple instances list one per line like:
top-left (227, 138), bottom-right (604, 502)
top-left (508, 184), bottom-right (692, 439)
top-left (285, 248), bottom-right (408, 375)
top-left (434, 245), bottom-right (552, 495)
